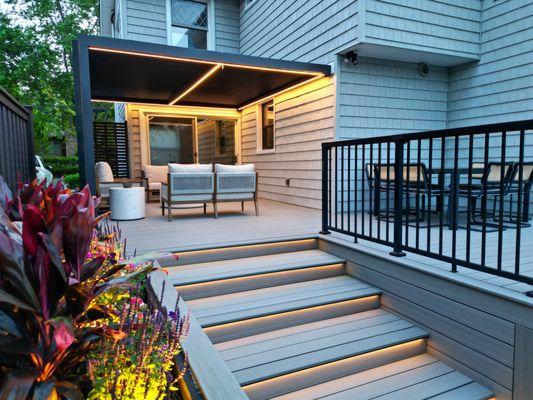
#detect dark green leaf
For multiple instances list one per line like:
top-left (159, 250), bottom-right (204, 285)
top-left (0, 309), bottom-right (23, 337)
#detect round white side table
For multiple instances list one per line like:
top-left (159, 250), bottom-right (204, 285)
top-left (109, 186), bottom-right (145, 221)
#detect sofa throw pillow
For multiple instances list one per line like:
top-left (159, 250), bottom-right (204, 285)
top-left (168, 163), bottom-right (213, 173)
top-left (215, 164), bottom-right (255, 173)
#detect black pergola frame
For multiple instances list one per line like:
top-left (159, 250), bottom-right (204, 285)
top-left (73, 35), bottom-right (331, 192)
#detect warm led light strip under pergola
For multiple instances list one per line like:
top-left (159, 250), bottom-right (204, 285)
top-left (88, 46), bottom-right (325, 108)
top-left (168, 64), bottom-right (222, 106)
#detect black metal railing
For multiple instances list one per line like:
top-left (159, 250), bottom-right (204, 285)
top-left (321, 120), bottom-right (533, 290)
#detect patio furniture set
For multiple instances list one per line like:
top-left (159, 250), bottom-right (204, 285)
top-left (95, 161), bottom-right (258, 221)
top-left (366, 161), bottom-right (533, 230)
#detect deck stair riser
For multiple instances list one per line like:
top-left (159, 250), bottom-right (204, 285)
top-left (187, 276), bottom-right (381, 327)
top-left (168, 243), bottom-right (494, 400)
top-left (169, 249), bottom-right (345, 294)
top-left (159, 238), bottom-right (317, 267)
top-left (216, 309), bottom-right (429, 386)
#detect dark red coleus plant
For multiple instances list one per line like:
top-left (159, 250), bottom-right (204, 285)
top-left (0, 178), bottom-right (141, 399)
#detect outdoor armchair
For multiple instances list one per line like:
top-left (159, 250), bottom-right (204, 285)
top-left (214, 164), bottom-right (258, 217)
top-left (142, 165), bottom-right (168, 202)
top-left (161, 163), bottom-right (215, 221)
top-left (95, 161), bottom-right (141, 207)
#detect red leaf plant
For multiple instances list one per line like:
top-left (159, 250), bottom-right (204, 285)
top-left (0, 179), bottom-right (157, 399)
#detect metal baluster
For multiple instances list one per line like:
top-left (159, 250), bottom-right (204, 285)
top-left (451, 135), bottom-right (459, 272)
top-left (427, 138), bottom-right (433, 252)
top-left (320, 145), bottom-right (330, 235)
top-left (341, 145), bottom-right (345, 232)
top-left (334, 146), bottom-right (338, 230)
top-left (405, 141), bottom-right (411, 247)
top-left (354, 145), bottom-right (358, 242)
top-left (481, 133), bottom-right (489, 266)
top-left (416, 139), bottom-right (421, 249)
top-left (361, 144), bottom-right (366, 236)
top-left (348, 145), bottom-right (351, 234)
top-left (369, 143), bottom-right (374, 238)
top-left (439, 137), bottom-right (445, 256)
top-left (515, 130), bottom-right (524, 276)
top-left (386, 142), bottom-right (391, 242)
top-left (377, 142), bottom-right (382, 240)
top-left (391, 139), bottom-right (406, 257)
top-left (497, 131), bottom-right (507, 271)
top-left (466, 134), bottom-right (473, 264)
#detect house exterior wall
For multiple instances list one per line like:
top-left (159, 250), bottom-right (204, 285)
top-left (125, 0), bottom-right (168, 44)
top-left (98, 0), bottom-right (533, 210)
top-left (448, 0), bottom-right (533, 127)
top-left (362, 0), bottom-right (481, 60)
top-left (239, 0), bottom-right (359, 64)
top-left (215, 0), bottom-right (240, 53)
top-left (337, 57), bottom-right (449, 139)
top-left (241, 77), bottom-right (335, 209)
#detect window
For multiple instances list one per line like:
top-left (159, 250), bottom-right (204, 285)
top-left (258, 100), bottom-right (275, 152)
top-left (170, 0), bottom-right (208, 49)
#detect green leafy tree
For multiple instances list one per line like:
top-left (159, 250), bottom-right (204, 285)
top-left (0, 0), bottom-right (99, 153)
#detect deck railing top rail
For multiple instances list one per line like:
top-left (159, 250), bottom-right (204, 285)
top-left (321, 119), bottom-right (533, 293)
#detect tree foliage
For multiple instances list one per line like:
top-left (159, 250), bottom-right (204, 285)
top-left (0, 0), bottom-right (99, 153)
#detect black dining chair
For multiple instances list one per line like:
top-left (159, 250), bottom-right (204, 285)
top-left (458, 162), bottom-right (516, 227)
top-left (495, 162), bottom-right (533, 226)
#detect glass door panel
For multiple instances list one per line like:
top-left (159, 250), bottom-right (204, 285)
top-left (197, 119), bottom-right (236, 164)
top-left (149, 117), bottom-right (195, 165)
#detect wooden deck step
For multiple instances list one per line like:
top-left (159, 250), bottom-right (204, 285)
top-left (168, 249), bottom-right (345, 285)
top-left (187, 276), bottom-right (381, 328)
top-left (265, 354), bottom-right (493, 400)
top-left (214, 308), bottom-right (428, 386)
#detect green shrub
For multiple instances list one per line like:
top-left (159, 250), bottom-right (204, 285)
top-left (42, 155), bottom-right (79, 177)
top-left (64, 173), bottom-right (80, 189)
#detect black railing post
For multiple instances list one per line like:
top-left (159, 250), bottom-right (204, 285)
top-left (390, 138), bottom-right (406, 257)
top-left (320, 145), bottom-right (331, 235)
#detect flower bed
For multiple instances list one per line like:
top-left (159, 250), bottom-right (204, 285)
top-left (0, 178), bottom-right (188, 399)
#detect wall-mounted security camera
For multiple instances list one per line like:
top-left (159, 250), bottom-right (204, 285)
top-left (343, 51), bottom-right (358, 66)
top-left (418, 62), bottom-right (430, 77)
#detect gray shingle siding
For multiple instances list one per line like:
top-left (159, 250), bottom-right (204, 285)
top-left (448, 0), bottom-right (533, 127)
top-left (363, 0), bottom-right (481, 59)
top-left (126, 0), bottom-right (167, 44)
top-left (215, 0), bottom-right (240, 53)
top-left (239, 0), bottom-right (359, 64)
top-left (338, 57), bottom-right (449, 139)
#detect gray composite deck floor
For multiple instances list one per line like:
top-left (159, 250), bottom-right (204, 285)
top-left (112, 199), bottom-right (533, 295)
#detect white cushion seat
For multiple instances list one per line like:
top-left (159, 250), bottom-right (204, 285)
top-left (215, 163), bottom-right (254, 173)
top-left (169, 163), bottom-right (213, 173)
top-left (148, 181), bottom-right (162, 190)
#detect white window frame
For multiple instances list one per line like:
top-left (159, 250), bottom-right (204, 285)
top-left (166, 0), bottom-right (215, 50)
top-left (243, 0), bottom-right (257, 10)
top-left (256, 99), bottom-right (276, 154)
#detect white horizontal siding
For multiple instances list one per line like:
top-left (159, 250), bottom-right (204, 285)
top-left (338, 57), bottom-right (448, 139)
top-left (364, 0), bottom-right (481, 58)
top-left (239, 0), bottom-right (358, 64)
top-left (241, 77), bottom-right (335, 208)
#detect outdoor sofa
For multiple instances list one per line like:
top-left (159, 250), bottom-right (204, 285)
top-left (161, 163), bottom-right (258, 221)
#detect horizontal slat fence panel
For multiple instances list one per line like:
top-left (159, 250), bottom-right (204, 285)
top-left (93, 121), bottom-right (130, 178)
top-left (0, 87), bottom-right (35, 190)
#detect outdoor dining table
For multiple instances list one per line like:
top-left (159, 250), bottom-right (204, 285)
top-left (428, 167), bottom-right (485, 230)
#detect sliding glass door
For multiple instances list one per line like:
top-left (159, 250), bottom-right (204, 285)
top-left (148, 117), bottom-right (195, 165)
